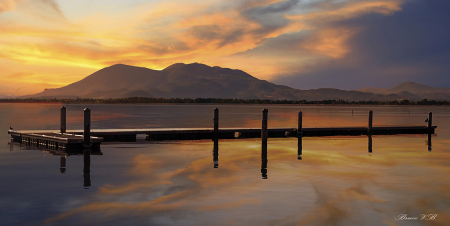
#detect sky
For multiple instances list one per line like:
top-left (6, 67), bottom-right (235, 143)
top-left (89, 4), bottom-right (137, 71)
top-left (0, 0), bottom-right (449, 95)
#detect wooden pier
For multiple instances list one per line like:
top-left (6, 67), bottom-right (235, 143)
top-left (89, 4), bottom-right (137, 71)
top-left (8, 108), bottom-right (437, 148)
top-left (8, 125), bottom-right (436, 142)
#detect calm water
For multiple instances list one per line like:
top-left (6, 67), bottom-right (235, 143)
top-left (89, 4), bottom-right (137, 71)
top-left (1, 103), bottom-right (449, 226)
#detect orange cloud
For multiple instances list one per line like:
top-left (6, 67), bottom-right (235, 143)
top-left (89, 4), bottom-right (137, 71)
top-left (0, 0), bottom-right (406, 95)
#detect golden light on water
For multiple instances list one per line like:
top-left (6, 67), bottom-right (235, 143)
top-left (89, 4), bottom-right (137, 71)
top-left (44, 136), bottom-right (450, 225)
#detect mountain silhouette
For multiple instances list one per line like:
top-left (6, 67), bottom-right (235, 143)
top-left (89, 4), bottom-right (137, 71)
top-left (22, 63), bottom-right (440, 101)
top-left (358, 81), bottom-right (450, 100)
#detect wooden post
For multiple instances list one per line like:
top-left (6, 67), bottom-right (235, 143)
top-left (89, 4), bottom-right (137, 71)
top-left (368, 110), bottom-right (373, 135)
top-left (261, 109), bottom-right (268, 179)
top-left (84, 108), bottom-right (91, 148)
top-left (262, 109), bottom-right (268, 147)
top-left (298, 111), bottom-right (302, 160)
top-left (60, 106), bottom-right (66, 134)
top-left (213, 108), bottom-right (219, 141)
top-left (428, 112), bottom-right (432, 134)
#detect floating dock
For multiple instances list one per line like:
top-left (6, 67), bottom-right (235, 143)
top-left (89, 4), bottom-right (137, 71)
top-left (9, 131), bottom-right (103, 149)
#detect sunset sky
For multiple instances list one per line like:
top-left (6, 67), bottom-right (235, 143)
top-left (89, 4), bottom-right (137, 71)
top-left (0, 0), bottom-right (449, 95)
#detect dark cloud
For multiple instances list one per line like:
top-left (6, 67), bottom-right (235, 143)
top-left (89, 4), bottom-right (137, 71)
top-left (189, 25), bottom-right (221, 41)
top-left (270, 0), bottom-right (450, 89)
top-left (217, 29), bottom-right (244, 48)
top-left (232, 31), bottom-right (312, 57)
top-left (188, 25), bottom-right (244, 48)
top-left (242, 0), bottom-right (299, 34)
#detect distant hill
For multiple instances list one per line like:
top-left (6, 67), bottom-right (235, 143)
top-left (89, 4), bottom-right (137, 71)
top-left (21, 63), bottom-right (438, 101)
top-left (358, 81), bottom-right (450, 100)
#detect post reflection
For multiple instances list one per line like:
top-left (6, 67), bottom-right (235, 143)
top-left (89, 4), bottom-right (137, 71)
top-left (428, 133), bottom-right (432, 152)
top-left (298, 111), bottom-right (302, 160)
top-left (261, 144), bottom-right (268, 179)
top-left (368, 135), bottom-right (372, 153)
top-left (83, 150), bottom-right (91, 188)
top-left (60, 155), bottom-right (67, 174)
top-left (298, 136), bottom-right (302, 160)
top-left (213, 139), bottom-right (219, 168)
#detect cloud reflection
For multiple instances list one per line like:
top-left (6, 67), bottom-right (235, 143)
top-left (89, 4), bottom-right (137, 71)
top-left (45, 137), bottom-right (450, 225)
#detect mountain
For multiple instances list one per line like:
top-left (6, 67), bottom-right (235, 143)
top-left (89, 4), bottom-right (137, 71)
top-left (23, 63), bottom-right (424, 101)
top-left (358, 81), bottom-right (450, 100)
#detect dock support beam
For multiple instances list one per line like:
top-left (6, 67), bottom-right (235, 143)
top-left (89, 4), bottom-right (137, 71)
top-left (84, 108), bottom-right (91, 148)
top-left (368, 110), bottom-right (373, 135)
top-left (261, 109), bottom-right (268, 179)
top-left (428, 112), bottom-right (433, 133)
top-left (60, 106), bottom-right (66, 134)
top-left (298, 111), bottom-right (302, 160)
top-left (213, 108), bottom-right (219, 141)
top-left (428, 112), bottom-right (433, 151)
top-left (262, 109), bottom-right (268, 148)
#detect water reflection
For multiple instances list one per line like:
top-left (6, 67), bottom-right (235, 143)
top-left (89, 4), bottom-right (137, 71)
top-left (213, 139), bottom-right (218, 168)
top-left (60, 155), bottom-right (67, 174)
top-left (261, 141), bottom-right (268, 179)
top-left (8, 141), bottom-right (101, 188)
top-left (428, 133), bottom-right (432, 152)
top-left (298, 135), bottom-right (302, 160)
top-left (208, 133), bottom-right (437, 179)
top-left (84, 150), bottom-right (91, 188)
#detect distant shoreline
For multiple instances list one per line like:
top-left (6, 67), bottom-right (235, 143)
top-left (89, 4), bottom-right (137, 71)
top-left (0, 97), bottom-right (448, 105)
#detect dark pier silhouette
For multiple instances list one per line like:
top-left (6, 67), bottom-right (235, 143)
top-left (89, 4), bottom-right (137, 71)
top-left (8, 108), bottom-right (436, 161)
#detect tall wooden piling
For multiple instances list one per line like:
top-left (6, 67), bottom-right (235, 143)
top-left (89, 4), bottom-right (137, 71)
top-left (84, 108), bottom-right (91, 148)
top-left (213, 108), bottom-right (219, 141)
top-left (298, 111), bottom-right (302, 160)
top-left (262, 109), bottom-right (268, 148)
top-left (60, 106), bottom-right (66, 134)
top-left (261, 109), bottom-right (268, 179)
top-left (428, 112), bottom-right (433, 134)
top-left (368, 110), bottom-right (373, 135)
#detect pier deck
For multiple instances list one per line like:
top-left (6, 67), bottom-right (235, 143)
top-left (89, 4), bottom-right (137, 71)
top-left (9, 125), bottom-right (437, 142)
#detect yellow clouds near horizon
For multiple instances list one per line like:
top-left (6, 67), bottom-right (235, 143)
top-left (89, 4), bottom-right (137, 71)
top-left (0, 0), bottom-right (405, 95)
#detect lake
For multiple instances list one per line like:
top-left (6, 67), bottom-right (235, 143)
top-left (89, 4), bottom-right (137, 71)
top-left (0, 103), bottom-right (449, 226)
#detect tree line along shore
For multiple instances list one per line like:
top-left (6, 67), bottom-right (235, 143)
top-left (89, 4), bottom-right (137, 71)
top-left (0, 97), bottom-right (449, 105)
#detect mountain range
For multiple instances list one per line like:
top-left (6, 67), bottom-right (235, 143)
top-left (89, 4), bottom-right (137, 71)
top-left (19, 63), bottom-right (450, 101)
